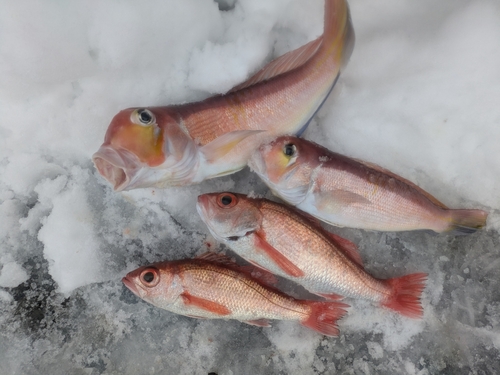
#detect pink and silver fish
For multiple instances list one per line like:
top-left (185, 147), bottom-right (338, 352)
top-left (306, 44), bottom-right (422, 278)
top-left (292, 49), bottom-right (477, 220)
top-left (197, 192), bottom-right (427, 318)
top-left (122, 252), bottom-right (348, 336)
top-left (249, 136), bottom-right (488, 233)
top-left (93, 0), bottom-right (354, 190)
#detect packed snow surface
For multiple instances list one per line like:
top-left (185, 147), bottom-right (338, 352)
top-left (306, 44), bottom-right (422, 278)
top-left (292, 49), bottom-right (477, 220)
top-left (1, 0), bottom-right (499, 374)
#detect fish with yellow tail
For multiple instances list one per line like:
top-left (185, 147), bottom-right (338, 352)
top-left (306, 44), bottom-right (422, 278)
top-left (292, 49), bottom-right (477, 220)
top-left (93, 0), bottom-right (354, 190)
top-left (249, 136), bottom-right (488, 234)
top-left (122, 252), bottom-right (349, 336)
top-left (197, 192), bottom-right (427, 318)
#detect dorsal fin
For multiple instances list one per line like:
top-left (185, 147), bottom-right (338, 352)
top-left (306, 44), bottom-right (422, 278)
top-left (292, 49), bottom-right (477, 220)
top-left (196, 251), bottom-right (278, 287)
top-left (355, 159), bottom-right (449, 209)
top-left (196, 251), bottom-right (235, 265)
top-left (229, 36), bottom-right (323, 93)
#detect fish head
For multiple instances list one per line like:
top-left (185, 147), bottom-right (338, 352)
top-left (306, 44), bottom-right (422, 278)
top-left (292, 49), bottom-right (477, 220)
top-left (196, 192), bottom-right (263, 241)
top-left (249, 136), bottom-right (316, 205)
top-left (93, 107), bottom-right (199, 190)
top-left (122, 262), bottom-right (182, 306)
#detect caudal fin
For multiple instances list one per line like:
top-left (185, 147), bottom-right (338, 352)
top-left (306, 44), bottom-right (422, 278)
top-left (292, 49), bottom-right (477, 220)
top-left (323, 0), bottom-right (355, 70)
top-left (447, 209), bottom-right (488, 235)
top-left (382, 273), bottom-right (427, 319)
top-left (301, 301), bottom-right (349, 336)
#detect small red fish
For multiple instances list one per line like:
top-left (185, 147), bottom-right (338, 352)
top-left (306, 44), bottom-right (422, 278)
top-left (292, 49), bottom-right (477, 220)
top-left (93, 0), bottom-right (354, 190)
top-left (122, 252), bottom-right (349, 336)
top-left (197, 192), bottom-right (427, 318)
top-left (249, 136), bottom-right (488, 233)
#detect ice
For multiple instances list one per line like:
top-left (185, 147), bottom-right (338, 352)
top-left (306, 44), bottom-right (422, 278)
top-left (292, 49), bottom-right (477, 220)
top-left (1, 0), bottom-right (500, 374)
top-left (0, 260), bottom-right (29, 288)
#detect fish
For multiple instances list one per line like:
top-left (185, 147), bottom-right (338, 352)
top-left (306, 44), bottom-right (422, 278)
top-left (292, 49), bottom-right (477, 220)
top-left (122, 252), bottom-right (348, 336)
top-left (93, 0), bottom-right (354, 190)
top-left (248, 136), bottom-right (488, 234)
top-left (196, 192), bottom-right (427, 318)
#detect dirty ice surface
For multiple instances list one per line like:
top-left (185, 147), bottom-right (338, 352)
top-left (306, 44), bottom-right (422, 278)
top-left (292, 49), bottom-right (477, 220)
top-left (1, 0), bottom-right (500, 374)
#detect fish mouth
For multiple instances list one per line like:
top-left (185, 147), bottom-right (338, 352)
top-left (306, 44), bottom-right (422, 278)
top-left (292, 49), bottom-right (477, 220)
top-left (196, 195), bottom-right (225, 240)
top-left (92, 145), bottom-right (139, 191)
top-left (122, 276), bottom-right (141, 297)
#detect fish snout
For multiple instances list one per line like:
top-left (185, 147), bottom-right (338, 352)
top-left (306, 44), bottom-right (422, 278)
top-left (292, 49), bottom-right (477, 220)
top-left (122, 276), bottom-right (141, 298)
top-left (196, 194), bottom-right (214, 222)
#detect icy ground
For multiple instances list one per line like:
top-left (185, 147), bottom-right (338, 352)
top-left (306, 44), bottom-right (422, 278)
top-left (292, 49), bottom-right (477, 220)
top-left (1, 0), bottom-right (500, 374)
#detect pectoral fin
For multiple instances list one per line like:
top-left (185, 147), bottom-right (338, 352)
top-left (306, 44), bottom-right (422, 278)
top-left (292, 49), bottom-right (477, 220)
top-left (314, 190), bottom-right (371, 213)
top-left (254, 230), bottom-right (304, 278)
top-left (180, 292), bottom-right (231, 316)
top-left (201, 130), bottom-right (264, 163)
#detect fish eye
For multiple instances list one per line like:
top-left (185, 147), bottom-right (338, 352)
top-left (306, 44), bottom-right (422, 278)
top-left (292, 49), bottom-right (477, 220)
top-left (140, 268), bottom-right (160, 287)
top-left (283, 143), bottom-right (296, 157)
top-left (131, 108), bottom-right (156, 126)
top-left (216, 193), bottom-right (238, 208)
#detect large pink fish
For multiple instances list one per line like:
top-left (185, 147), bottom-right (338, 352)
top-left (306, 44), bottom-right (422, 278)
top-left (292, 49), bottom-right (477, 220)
top-left (122, 252), bottom-right (348, 336)
top-left (249, 136), bottom-right (488, 233)
top-left (197, 192), bottom-right (427, 318)
top-left (93, 0), bottom-right (354, 190)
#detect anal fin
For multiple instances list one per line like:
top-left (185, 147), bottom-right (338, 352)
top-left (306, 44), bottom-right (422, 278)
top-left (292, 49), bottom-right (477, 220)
top-left (324, 232), bottom-right (363, 267)
top-left (242, 319), bottom-right (271, 327)
top-left (316, 292), bottom-right (344, 301)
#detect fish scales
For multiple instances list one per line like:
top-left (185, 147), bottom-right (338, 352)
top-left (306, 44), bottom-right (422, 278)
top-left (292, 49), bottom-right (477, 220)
top-left (196, 193), bottom-right (427, 318)
top-left (93, 0), bottom-right (354, 190)
top-left (256, 200), bottom-right (389, 301)
top-left (175, 261), bottom-right (309, 320)
top-left (122, 255), bottom-right (349, 335)
top-left (249, 136), bottom-right (487, 233)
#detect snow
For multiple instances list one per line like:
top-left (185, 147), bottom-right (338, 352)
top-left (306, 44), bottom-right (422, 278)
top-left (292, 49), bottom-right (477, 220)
top-left (1, 0), bottom-right (499, 374)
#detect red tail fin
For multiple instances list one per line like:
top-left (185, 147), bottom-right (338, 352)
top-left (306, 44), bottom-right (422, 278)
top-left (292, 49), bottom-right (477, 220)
top-left (382, 273), bottom-right (427, 318)
top-left (301, 301), bottom-right (349, 336)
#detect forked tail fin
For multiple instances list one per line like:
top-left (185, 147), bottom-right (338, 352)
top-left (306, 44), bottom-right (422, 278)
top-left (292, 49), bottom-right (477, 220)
top-left (447, 209), bottom-right (488, 235)
top-left (322, 0), bottom-right (355, 70)
top-left (382, 273), bottom-right (427, 318)
top-left (301, 301), bottom-right (349, 336)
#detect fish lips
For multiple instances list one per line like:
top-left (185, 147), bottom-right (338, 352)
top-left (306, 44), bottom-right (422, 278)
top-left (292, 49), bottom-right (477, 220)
top-left (196, 195), bottom-right (220, 238)
top-left (92, 145), bottom-right (140, 191)
top-left (122, 276), bottom-right (141, 298)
